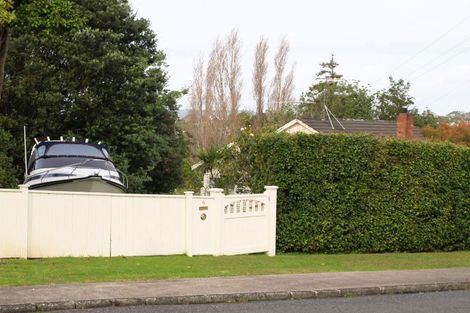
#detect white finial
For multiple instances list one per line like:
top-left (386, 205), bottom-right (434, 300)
top-left (60, 136), bottom-right (63, 141)
top-left (85, 138), bottom-right (89, 143)
top-left (47, 136), bottom-right (50, 141)
top-left (72, 137), bottom-right (76, 142)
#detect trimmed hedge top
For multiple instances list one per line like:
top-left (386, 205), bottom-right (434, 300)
top-left (240, 133), bottom-right (470, 253)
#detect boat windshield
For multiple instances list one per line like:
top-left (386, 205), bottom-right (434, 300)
top-left (31, 157), bottom-right (117, 171)
top-left (46, 144), bottom-right (106, 158)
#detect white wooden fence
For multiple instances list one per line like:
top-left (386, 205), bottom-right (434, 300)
top-left (0, 186), bottom-right (277, 258)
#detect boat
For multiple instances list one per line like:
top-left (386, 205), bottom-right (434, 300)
top-left (24, 139), bottom-right (127, 193)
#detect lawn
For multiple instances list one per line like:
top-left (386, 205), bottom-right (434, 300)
top-left (0, 251), bottom-right (469, 287)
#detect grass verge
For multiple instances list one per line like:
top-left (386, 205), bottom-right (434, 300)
top-left (0, 251), bottom-right (469, 287)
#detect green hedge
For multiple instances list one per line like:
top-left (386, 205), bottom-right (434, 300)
top-left (236, 133), bottom-right (470, 253)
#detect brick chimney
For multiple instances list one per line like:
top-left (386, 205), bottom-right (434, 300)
top-left (396, 110), bottom-right (414, 139)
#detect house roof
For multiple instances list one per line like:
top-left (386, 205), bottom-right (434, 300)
top-left (276, 119), bottom-right (318, 134)
top-left (296, 118), bottom-right (424, 138)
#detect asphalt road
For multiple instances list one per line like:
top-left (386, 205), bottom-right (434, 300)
top-left (54, 291), bottom-right (470, 313)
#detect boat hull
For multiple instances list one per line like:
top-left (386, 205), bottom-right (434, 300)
top-left (29, 176), bottom-right (126, 193)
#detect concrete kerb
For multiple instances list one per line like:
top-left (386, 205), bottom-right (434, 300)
top-left (1, 282), bottom-right (469, 313)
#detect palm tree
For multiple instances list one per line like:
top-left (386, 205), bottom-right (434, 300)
top-left (195, 145), bottom-right (223, 189)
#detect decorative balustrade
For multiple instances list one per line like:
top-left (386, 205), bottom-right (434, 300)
top-left (224, 199), bottom-right (265, 215)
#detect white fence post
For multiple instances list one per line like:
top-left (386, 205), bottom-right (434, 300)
top-left (184, 191), bottom-right (194, 257)
top-left (209, 188), bottom-right (224, 256)
top-left (264, 186), bottom-right (278, 256)
top-left (18, 184), bottom-right (29, 259)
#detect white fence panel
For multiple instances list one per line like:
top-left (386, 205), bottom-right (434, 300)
top-left (28, 191), bottom-right (111, 257)
top-left (0, 189), bottom-right (25, 257)
top-left (222, 195), bottom-right (270, 255)
top-left (110, 195), bottom-right (186, 256)
top-left (0, 185), bottom-right (277, 258)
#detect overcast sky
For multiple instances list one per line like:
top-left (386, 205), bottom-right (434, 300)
top-left (129, 0), bottom-right (470, 116)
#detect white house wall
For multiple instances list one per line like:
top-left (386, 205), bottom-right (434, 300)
top-left (277, 119), bottom-right (318, 135)
top-left (284, 123), bottom-right (316, 134)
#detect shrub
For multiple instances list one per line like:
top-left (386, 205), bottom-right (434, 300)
top-left (422, 122), bottom-right (470, 147)
top-left (223, 132), bottom-right (470, 253)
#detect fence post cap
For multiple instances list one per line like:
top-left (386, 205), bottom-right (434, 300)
top-left (184, 191), bottom-right (194, 195)
top-left (208, 188), bottom-right (224, 194)
top-left (264, 186), bottom-right (279, 190)
top-left (18, 184), bottom-right (29, 190)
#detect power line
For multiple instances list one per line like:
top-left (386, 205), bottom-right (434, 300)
top-left (420, 78), bottom-right (470, 106)
top-left (409, 45), bottom-right (470, 82)
top-left (402, 35), bottom-right (470, 79)
top-left (371, 16), bottom-right (470, 84)
top-left (388, 16), bottom-right (470, 73)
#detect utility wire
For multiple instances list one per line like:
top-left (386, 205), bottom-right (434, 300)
top-left (409, 45), bottom-right (470, 81)
top-left (371, 16), bottom-right (470, 84)
top-left (402, 35), bottom-right (470, 79)
top-left (388, 16), bottom-right (469, 73)
top-left (420, 78), bottom-right (470, 106)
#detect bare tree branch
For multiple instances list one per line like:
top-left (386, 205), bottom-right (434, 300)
top-left (268, 37), bottom-right (295, 111)
top-left (225, 30), bottom-right (242, 134)
top-left (280, 63), bottom-right (295, 107)
top-left (187, 57), bottom-right (205, 150)
top-left (186, 30), bottom-right (243, 149)
top-left (226, 30), bottom-right (242, 117)
top-left (252, 37), bottom-right (268, 127)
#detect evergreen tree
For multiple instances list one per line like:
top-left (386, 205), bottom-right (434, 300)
top-left (0, 0), bottom-right (187, 193)
top-left (0, 117), bottom-right (17, 188)
top-left (0, 0), bottom-right (17, 99)
top-left (299, 55), bottom-right (374, 119)
top-left (316, 54), bottom-right (343, 81)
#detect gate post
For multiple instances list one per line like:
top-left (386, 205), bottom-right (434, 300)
top-left (18, 184), bottom-right (30, 259)
top-left (184, 191), bottom-right (194, 257)
top-left (209, 188), bottom-right (224, 256)
top-left (264, 186), bottom-right (278, 256)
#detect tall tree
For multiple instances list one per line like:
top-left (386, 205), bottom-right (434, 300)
top-left (225, 30), bottom-right (242, 119)
top-left (0, 0), bottom-right (20, 187)
top-left (374, 77), bottom-right (414, 120)
top-left (186, 30), bottom-right (242, 150)
top-left (252, 37), bottom-right (268, 127)
top-left (1, 0), bottom-right (187, 193)
top-left (317, 54), bottom-right (343, 81)
top-left (0, 116), bottom-right (17, 188)
top-left (213, 30), bottom-right (242, 136)
top-left (186, 58), bottom-right (205, 150)
top-left (0, 0), bottom-right (79, 99)
top-left (299, 55), bottom-right (374, 119)
top-left (268, 38), bottom-right (295, 112)
top-left (0, 0), bottom-right (16, 99)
